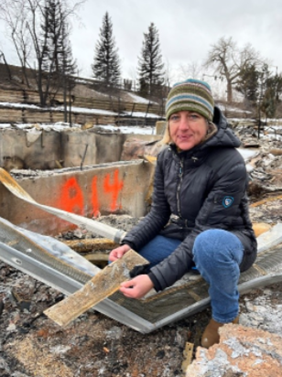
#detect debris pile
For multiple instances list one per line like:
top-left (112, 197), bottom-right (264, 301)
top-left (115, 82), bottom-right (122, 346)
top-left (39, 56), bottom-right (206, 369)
top-left (0, 125), bottom-right (282, 376)
top-left (187, 322), bottom-right (282, 377)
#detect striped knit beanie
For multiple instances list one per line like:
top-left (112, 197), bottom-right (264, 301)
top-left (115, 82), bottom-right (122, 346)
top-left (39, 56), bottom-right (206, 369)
top-left (165, 78), bottom-right (214, 121)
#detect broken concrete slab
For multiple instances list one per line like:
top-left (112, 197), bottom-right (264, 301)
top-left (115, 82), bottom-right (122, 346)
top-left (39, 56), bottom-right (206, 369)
top-left (186, 324), bottom-right (282, 377)
top-left (0, 160), bottom-right (153, 234)
top-left (0, 127), bottom-right (161, 170)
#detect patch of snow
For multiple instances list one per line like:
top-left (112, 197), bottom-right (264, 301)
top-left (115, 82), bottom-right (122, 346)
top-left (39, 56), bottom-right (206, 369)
top-left (126, 92), bottom-right (158, 105)
top-left (265, 124), bottom-right (282, 130)
top-left (262, 133), bottom-right (282, 141)
top-left (0, 102), bottom-right (43, 110)
top-left (56, 105), bottom-right (117, 116)
top-left (49, 345), bottom-right (71, 354)
top-left (123, 111), bottom-right (163, 119)
top-left (229, 118), bottom-right (255, 122)
top-left (97, 124), bottom-right (156, 135)
top-left (0, 122), bottom-right (81, 132)
top-left (218, 104), bottom-right (252, 114)
top-left (238, 148), bottom-right (258, 160)
top-left (0, 101), bottom-right (163, 118)
top-left (0, 121), bottom-right (156, 134)
top-left (0, 101), bottom-right (118, 115)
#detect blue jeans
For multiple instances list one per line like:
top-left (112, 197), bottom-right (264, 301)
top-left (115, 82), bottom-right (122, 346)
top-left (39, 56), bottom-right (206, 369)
top-left (139, 235), bottom-right (181, 266)
top-left (139, 230), bottom-right (244, 323)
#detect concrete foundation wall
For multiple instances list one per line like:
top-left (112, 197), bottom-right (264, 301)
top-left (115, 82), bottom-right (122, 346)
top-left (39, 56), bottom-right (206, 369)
top-left (0, 128), bottom-right (160, 170)
top-left (0, 160), bottom-right (153, 235)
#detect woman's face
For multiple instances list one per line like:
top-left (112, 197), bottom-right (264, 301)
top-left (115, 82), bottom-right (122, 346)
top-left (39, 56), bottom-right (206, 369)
top-left (169, 110), bottom-right (208, 151)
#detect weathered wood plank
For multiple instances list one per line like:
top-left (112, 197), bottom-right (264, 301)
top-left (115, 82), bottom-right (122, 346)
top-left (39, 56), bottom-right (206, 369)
top-left (181, 342), bottom-right (194, 373)
top-left (250, 194), bottom-right (282, 208)
top-left (44, 250), bottom-right (148, 326)
top-left (84, 253), bottom-right (109, 262)
top-left (63, 238), bottom-right (118, 253)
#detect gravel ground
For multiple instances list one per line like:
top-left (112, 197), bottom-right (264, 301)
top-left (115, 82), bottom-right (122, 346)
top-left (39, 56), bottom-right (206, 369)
top-left (1, 134), bottom-right (282, 376)
top-left (0, 211), bottom-right (282, 377)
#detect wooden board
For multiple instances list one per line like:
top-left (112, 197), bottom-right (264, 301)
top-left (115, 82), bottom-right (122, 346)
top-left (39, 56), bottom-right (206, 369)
top-left (63, 238), bottom-right (118, 253)
top-left (44, 250), bottom-right (148, 327)
top-left (181, 342), bottom-right (194, 373)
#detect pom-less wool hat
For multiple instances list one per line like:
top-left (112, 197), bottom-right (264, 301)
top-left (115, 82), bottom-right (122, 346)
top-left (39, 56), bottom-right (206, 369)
top-left (165, 78), bottom-right (214, 121)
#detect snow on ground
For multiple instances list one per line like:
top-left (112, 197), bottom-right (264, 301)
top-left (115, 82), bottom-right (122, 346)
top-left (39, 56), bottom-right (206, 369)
top-left (0, 102), bottom-right (42, 110)
top-left (0, 101), bottom-right (117, 116)
top-left (0, 121), bottom-right (156, 134)
top-left (97, 124), bottom-right (156, 134)
top-left (126, 92), bottom-right (158, 104)
top-left (123, 110), bottom-right (162, 118)
top-left (0, 101), bottom-right (163, 119)
top-left (238, 148), bottom-right (259, 172)
top-left (6, 122), bottom-right (81, 132)
top-left (218, 103), bottom-right (252, 114)
top-left (1, 119), bottom-right (282, 140)
top-left (57, 105), bottom-right (117, 116)
top-left (1, 99), bottom-right (282, 139)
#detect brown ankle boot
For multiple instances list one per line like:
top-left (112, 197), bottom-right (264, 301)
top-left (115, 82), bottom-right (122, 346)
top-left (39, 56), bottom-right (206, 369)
top-left (201, 315), bottom-right (239, 349)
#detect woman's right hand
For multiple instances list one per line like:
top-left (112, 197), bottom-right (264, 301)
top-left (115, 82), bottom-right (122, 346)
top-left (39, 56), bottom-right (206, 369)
top-left (108, 244), bottom-right (131, 262)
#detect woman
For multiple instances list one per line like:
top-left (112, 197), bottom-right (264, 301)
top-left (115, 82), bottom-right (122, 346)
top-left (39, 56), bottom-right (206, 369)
top-left (109, 78), bottom-right (257, 348)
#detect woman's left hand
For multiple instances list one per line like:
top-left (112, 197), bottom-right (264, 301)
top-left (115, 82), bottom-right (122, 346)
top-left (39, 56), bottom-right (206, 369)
top-left (119, 275), bottom-right (154, 299)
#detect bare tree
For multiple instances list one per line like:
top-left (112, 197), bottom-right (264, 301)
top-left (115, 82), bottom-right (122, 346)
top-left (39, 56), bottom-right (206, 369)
top-left (0, 0), bottom-right (33, 86)
top-left (41, 0), bottom-right (77, 113)
top-left (205, 36), bottom-right (262, 102)
top-left (177, 61), bottom-right (204, 81)
top-left (0, 0), bottom-right (83, 107)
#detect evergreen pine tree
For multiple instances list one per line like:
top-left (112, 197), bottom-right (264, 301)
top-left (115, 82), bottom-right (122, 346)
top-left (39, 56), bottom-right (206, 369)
top-left (41, 0), bottom-right (77, 88)
top-left (138, 23), bottom-right (164, 96)
top-left (41, 0), bottom-right (77, 118)
top-left (92, 12), bottom-right (121, 87)
top-left (236, 64), bottom-right (260, 103)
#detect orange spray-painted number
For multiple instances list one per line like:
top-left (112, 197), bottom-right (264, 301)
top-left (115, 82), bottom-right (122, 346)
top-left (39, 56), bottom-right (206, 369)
top-left (91, 176), bottom-right (100, 217)
top-left (59, 170), bottom-right (124, 215)
top-left (103, 169), bottom-right (124, 211)
top-left (60, 177), bottom-right (84, 215)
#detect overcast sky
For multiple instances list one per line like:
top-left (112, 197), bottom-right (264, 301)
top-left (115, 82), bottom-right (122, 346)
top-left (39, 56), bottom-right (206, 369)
top-left (1, 0), bottom-right (282, 89)
top-left (70, 0), bottom-right (282, 79)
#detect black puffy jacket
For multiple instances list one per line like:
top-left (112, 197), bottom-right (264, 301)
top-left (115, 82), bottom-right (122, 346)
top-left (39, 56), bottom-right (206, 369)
top-left (122, 107), bottom-right (257, 291)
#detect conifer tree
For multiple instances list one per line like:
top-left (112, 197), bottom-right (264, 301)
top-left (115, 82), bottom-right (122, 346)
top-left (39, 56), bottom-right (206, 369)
top-left (0, 0), bottom-right (80, 107)
top-left (236, 64), bottom-right (259, 103)
top-left (41, 0), bottom-right (77, 118)
top-left (92, 12), bottom-right (121, 86)
top-left (138, 23), bottom-right (164, 96)
top-left (42, 0), bottom-right (77, 84)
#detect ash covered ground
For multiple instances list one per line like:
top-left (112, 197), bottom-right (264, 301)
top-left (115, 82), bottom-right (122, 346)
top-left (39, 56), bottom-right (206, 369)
top-left (1, 128), bottom-right (282, 376)
top-left (1, 212), bottom-right (282, 377)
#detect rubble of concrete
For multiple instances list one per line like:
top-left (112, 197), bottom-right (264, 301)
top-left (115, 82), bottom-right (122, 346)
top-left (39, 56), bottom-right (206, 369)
top-left (186, 323), bottom-right (282, 377)
top-left (186, 273), bottom-right (282, 376)
top-left (183, 123), bottom-right (282, 376)
top-left (0, 117), bottom-right (282, 376)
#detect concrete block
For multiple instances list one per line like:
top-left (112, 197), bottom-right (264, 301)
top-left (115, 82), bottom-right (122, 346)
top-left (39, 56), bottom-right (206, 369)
top-left (0, 160), bottom-right (153, 235)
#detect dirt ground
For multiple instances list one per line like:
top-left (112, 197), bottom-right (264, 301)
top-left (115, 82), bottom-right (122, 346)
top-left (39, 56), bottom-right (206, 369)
top-left (2, 260), bottom-right (281, 377)
top-left (1, 129), bottom-right (282, 377)
top-left (1, 208), bottom-right (282, 377)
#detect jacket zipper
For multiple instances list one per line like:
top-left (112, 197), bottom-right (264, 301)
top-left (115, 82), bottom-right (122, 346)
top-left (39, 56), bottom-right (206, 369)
top-left (176, 159), bottom-right (184, 217)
